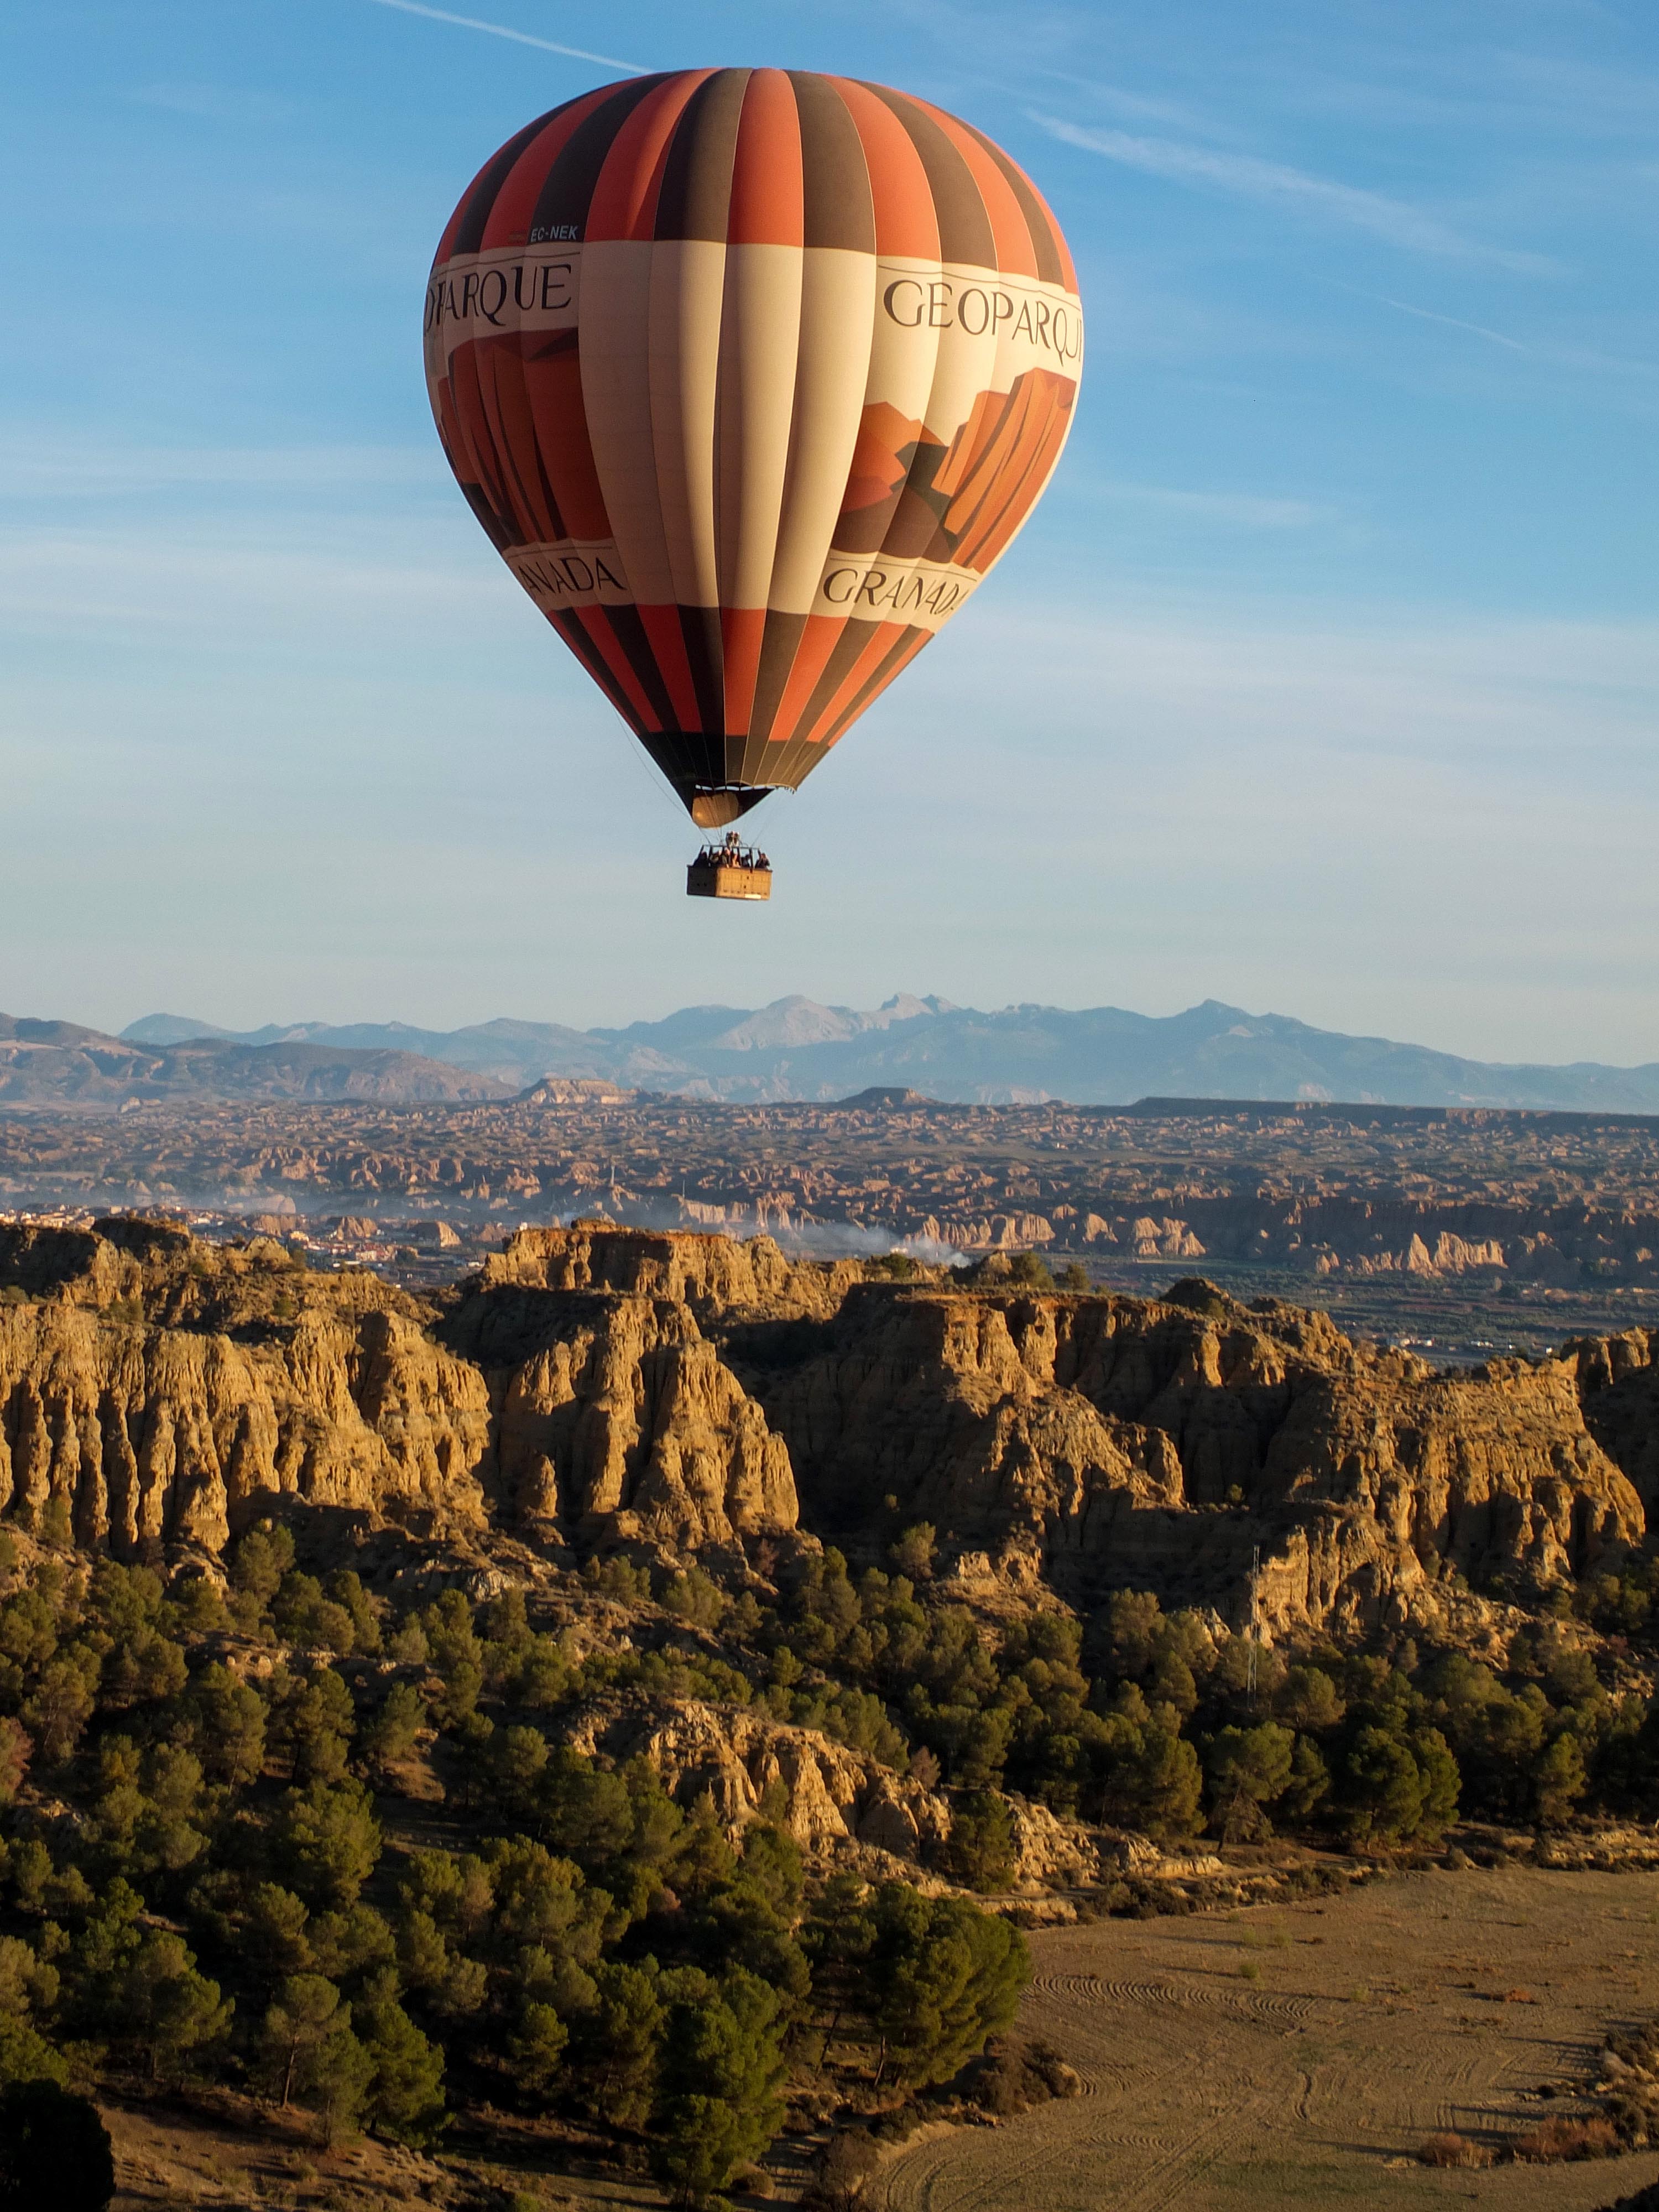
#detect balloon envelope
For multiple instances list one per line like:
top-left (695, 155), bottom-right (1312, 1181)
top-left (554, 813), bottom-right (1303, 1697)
top-left (426, 69), bottom-right (1083, 825)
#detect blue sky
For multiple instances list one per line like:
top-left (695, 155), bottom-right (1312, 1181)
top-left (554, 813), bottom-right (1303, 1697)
top-left (1, 0), bottom-right (1655, 1060)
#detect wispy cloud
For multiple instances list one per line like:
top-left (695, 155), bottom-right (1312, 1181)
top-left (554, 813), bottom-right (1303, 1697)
top-left (1323, 283), bottom-right (1659, 385)
top-left (1100, 483), bottom-right (1327, 529)
top-left (0, 442), bottom-right (438, 498)
top-left (362, 0), bottom-right (638, 71)
top-left (1031, 113), bottom-right (1554, 273)
top-left (1028, 71), bottom-right (1209, 135)
top-left (1358, 293), bottom-right (1531, 353)
top-left (127, 83), bottom-right (295, 124)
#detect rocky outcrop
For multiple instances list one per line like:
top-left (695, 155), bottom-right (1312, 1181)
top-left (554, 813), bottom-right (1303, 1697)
top-left (740, 1280), bottom-right (1645, 1639)
top-left (1571, 1327), bottom-right (1659, 1513)
top-left (1003, 1798), bottom-right (1104, 1891)
top-left (0, 1296), bottom-right (491, 1557)
top-left (474, 1222), bottom-right (860, 1323)
top-left (564, 1693), bottom-right (951, 1861)
top-left (445, 1286), bottom-right (797, 1556)
top-left (0, 1221), bottom-right (1651, 1650)
top-left (0, 1222), bottom-right (802, 1568)
top-left (741, 1285), bottom-right (1185, 1595)
top-left (1314, 1231), bottom-right (1506, 1279)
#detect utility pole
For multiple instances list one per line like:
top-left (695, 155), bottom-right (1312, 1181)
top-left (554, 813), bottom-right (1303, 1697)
top-left (1246, 1542), bottom-right (1261, 1704)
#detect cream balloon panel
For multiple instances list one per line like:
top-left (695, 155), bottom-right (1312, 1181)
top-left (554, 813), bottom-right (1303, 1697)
top-left (429, 242), bottom-right (1081, 632)
top-left (423, 246), bottom-right (583, 379)
top-left (504, 539), bottom-right (633, 613)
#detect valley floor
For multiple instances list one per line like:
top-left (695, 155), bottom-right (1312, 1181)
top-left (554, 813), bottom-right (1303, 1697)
top-left (97, 1864), bottom-right (1659, 2210)
top-left (875, 1865), bottom-right (1659, 2212)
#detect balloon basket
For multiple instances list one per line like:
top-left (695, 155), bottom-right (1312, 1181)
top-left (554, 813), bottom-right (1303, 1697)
top-left (687, 833), bottom-right (772, 901)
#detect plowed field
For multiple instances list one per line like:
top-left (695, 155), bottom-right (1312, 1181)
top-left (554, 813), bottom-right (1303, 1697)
top-left (875, 1865), bottom-right (1659, 2212)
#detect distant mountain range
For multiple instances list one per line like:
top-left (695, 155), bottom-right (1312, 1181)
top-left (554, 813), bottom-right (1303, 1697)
top-left (0, 1018), bottom-right (510, 1104)
top-left (99, 997), bottom-right (1659, 1112)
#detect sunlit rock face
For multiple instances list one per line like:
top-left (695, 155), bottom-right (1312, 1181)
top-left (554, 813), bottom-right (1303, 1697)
top-left (0, 1221), bottom-right (1647, 1651)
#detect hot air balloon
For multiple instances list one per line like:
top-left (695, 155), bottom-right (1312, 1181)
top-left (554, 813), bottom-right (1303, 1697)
top-left (424, 69), bottom-right (1083, 898)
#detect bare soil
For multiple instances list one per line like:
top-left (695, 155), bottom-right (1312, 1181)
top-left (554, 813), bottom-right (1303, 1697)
top-left (874, 1864), bottom-right (1659, 2212)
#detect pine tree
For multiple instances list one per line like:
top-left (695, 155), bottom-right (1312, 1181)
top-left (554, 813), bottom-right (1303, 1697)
top-left (355, 1990), bottom-right (446, 2145)
top-left (650, 1969), bottom-right (787, 2205)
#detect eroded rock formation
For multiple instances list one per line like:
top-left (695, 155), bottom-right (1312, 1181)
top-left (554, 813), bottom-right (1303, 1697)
top-left (565, 1693), bottom-right (951, 1864)
top-left (734, 1277), bottom-right (1645, 1639)
top-left (445, 1284), bottom-right (797, 1555)
top-left (0, 1288), bottom-right (491, 1557)
top-left (0, 1220), bottom-right (1650, 1650)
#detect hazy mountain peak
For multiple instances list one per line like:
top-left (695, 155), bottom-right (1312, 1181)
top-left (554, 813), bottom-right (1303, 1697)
top-left (122, 1011), bottom-right (234, 1044)
top-left (85, 998), bottom-right (1659, 1112)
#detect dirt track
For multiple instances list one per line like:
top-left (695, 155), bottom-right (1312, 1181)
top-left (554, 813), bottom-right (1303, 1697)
top-left (874, 1865), bottom-right (1659, 2212)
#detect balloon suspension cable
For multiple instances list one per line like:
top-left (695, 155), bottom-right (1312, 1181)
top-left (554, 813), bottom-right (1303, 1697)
top-left (686, 830), bottom-right (773, 902)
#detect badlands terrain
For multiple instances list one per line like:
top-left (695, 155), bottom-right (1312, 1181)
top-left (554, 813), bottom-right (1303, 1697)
top-left (1, 1084), bottom-right (1657, 1361)
top-left (1, 1212), bottom-right (1658, 2206)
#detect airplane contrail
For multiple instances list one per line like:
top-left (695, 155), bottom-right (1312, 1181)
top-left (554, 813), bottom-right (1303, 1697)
top-left (363, 0), bottom-right (639, 72)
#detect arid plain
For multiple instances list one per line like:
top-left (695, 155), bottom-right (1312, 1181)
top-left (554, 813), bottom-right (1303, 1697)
top-left (878, 1866), bottom-right (1659, 2212)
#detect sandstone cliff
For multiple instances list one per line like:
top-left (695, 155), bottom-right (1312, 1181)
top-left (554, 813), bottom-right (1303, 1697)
top-left (0, 1220), bottom-right (1650, 1651)
top-left (0, 1256), bottom-right (491, 1556)
top-left (731, 1277), bottom-right (1645, 1640)
top-left (473, 1220), bottom-right (862, 1322)
top-left (442, 1282), bottom-right (797, 1557)
top-left (1572, 1326), bottom-right (1659, 1513)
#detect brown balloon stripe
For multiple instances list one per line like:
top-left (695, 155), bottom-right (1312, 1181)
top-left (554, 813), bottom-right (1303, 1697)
top-left (546, 608), bottom-right (637, 727)
top-left (651, 68), bottom-right (749, 243)
top-left (859, 85), bottom-right (997, 268)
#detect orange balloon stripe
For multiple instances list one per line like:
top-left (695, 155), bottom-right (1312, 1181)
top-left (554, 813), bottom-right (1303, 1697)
top-left (719, 606), bottom-right (768, 738)
top-left (941, 117), bottom-right (1072, 292)
top-left (863, 86), bottom-right (995, 269)
top-left (911, 98), bottom-right (1040, 279)
top-left (825, 77), bottom-right (939, 260)
top-left (635, 604), bottom-right (703, 731)
top-left (573, 606), bottom-right (663, 732)
top-left (760, 610), bottom-right (849, 754)
top-left (475, 87), bottom-right (618, 251)
top-left (796, 615), bottom-right (909, 748)
top-left (727, 70), bottom-right (806, 248)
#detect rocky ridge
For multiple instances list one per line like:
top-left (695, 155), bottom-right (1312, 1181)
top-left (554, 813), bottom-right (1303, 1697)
top-left (0, 1220), bottom-right (1647, 1653)
top-left (1, 1217), bottom-right (1655, 1885)
top-left (0, 1016), bottom-right (512, 1103)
